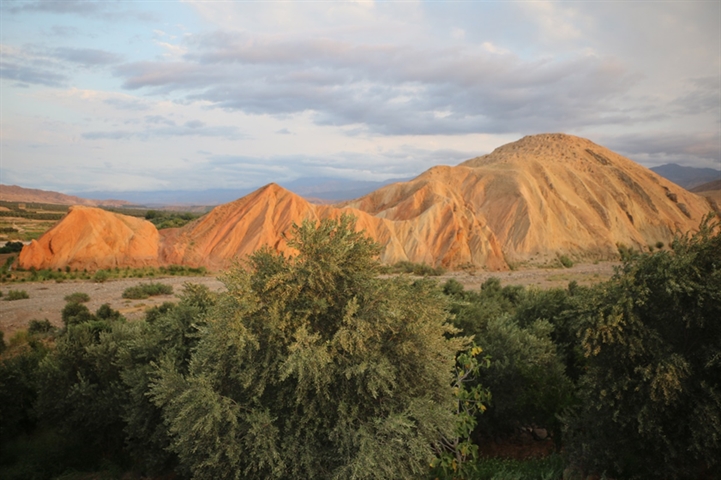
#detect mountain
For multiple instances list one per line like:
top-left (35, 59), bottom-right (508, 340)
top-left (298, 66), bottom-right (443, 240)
top-left (18, 206), bottom-right (159, 271)
top-left (74, 177), bottom-right (410, 207)
top-left (650, 164), bottom-right (721, 190)
top-left (690, 180), bottom-right (721, 209)
top-left (0, 184), bottom-right (131, 207)
top-left (18, 134), bottom-right (715, 272)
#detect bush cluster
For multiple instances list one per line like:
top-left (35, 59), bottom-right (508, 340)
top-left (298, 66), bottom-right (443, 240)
top-left (0, 214), bottom-right (719, 480)
top-left (0, 241), bottom-right (23, 254)
top-left (3, 289), bottom-right (29, 301)
top-left (379, 260), bottom-right (446, 276)
top-left (122, 282), bottom-right (174, 299)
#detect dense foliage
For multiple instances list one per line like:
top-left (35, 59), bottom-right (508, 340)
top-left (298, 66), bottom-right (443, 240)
top-left (564, 216), bottom-right (721, 478)
top-left (151, 215), bottom-right (467, 479)
top-left (0, 214), bottom-right (719, 479)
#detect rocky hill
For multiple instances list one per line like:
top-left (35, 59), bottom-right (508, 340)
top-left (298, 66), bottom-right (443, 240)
top-left (18, 134), bottom-right (715, 272)
top-left (690, 179), bottom-right (721, 210)
top-left (18, 206), bottom-right (159, 271)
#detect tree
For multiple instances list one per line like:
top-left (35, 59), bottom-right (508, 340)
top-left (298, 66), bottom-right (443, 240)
top-left (151, 215), bottom-right (468, 479)
top-left (564, 215), bottom-right (721, 478)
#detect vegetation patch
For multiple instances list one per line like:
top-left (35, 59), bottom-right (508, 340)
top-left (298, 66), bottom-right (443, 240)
top-left (122, 282), bottom-right (174, 299)
top-left (379, 260), bottom-right (446, 276)
top-left (0, 214), bottom-right (719, 479)
top-left (63, 292), bottom-right (90, 303)
top-left (0, 242), bottom-right (23, 254)
top-left (4, 289), bottom-right (29, 301)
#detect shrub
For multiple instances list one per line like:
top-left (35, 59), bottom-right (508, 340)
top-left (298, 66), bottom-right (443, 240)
top-left (64, 292), bottom-right (90, 303)
top-left (4, 290), bottom-right (29, 301)
top-left (122, 283), bottom-right (173, 300)
top-left (92, 270), bottom-right (110, 283)
top-left (558, 254), bottom-right (573, 268)
top-left (61, 302), bottom-right (94, 327)
top-left (0, 241), bottom-right (23, 254)
top-left (564, 215), bottom-right (721, 478)
top-left (28, 319), bottom-right (55, 335)
top-left (150, 216), bottom-right (468, 479)
top-left (96, 303), bottom-right (121, 321)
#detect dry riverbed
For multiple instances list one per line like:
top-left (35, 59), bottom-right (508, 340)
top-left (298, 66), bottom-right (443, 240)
top-left (0, 262), bottom-right (619, 336)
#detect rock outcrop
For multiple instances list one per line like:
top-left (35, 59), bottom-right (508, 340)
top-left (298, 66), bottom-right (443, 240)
top-left (18, 206), bottom-right (160, 271)
top-left (18, 134), bottom-right (715, 272)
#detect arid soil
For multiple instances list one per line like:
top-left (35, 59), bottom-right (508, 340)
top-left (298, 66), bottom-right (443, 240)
top-left (0, 276), bottom-right (225, 336)
top-left (0, 261), bottom-right (618, 337)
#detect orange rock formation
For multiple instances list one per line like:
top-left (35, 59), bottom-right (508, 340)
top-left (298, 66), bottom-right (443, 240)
top-left (18, 134), bottom-right (715, 272)
top-left (18, 205), bottom-right (160, 271)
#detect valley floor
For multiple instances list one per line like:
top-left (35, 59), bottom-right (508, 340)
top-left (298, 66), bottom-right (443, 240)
top-left (0, 261), bottom-right (618, 336)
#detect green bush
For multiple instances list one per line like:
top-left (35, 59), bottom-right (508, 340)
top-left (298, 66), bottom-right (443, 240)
top-left (4, 290), bottom-right (29, 301)
top-left (150, 216), bottom-right (468, 479)
top-left (92, 270), bottom-right (110, 283)
top-left (122, 282), bottom-right (173, 299)
top-left (558, 254), bottom-right (573, 268)
top-left (564, 215), bottom-right (721, 478)
top-left (28, 319), bottom-right (55, 335)
top-left (61, 302), bottom-right (94, 327)
top-left (0, 241), bottom-right (23, 254)
top-left (64, 292), bottom-right (90, 303)
top-left (380, 260), bottom-right (445, 276)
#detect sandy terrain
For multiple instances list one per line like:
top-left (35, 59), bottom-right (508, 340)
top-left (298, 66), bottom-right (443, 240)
top-left (0, 261), bottom-right (618, 337)
top-left (0, 276), bottom-right (225, 336)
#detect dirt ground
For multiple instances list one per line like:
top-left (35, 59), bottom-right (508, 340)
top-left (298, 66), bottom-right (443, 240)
top-left (0, 262), bottom-right (618, 337)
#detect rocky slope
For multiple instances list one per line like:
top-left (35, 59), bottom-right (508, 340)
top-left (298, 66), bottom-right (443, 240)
top-left (345, 134), bottom-right (710, 265)
top-left (18, 206), bottom-right (160, 270)
top-left (17, 134), bottom-right (715, 271)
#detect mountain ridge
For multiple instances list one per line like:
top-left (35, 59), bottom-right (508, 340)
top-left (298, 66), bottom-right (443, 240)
top-left (18, 134), bottom-right (715, 272)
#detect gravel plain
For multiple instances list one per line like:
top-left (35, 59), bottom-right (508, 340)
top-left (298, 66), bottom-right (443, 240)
top-left (0, 261), bottom-right (618, 336)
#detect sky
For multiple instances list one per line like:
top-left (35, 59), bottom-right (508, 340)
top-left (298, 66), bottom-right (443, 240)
top-left (1, 0), bottom-right (719, 196)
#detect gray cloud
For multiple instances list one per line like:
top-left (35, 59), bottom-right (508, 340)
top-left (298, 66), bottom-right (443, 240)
top-left (6, 0), bottom-right (157, 21)
top-left (82, 122), bottom-right (246, 141)
top-left (0, 60), bottom-right (67, 86)
top-left (54, 47), bottom-right (123, 66)
top-left (602, 132), bottom-right (721, 167)
top-left (114, 32), bottom-right (651, 138)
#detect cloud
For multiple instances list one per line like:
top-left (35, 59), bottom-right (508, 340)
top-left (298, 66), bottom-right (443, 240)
top-left (82, 121), bottom-right (246, 141)
top-left (54, 47), bottom-right (123, 66)
top-left (602, 132), bottom-right (721, 167)
top-left (103, 96), bottom-right (152, 111)
top-left (112, 32), bottom-right (644, 136)
top-left (0, 60), bottom-right (67, 86)
top-left (5, 0), bottom-right (157, 21)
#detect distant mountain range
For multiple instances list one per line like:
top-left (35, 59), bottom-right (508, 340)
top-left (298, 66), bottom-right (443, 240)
top-left (0, 184), bottom-right (131, 207)
top-left (5, 162), bottom-right (718, 209)
top-left (20, 134), bottom-right (715, 272)
top-left (68, 177), bottom-right (409, 207)
top-left (650, 164), bottom-right (721, 189)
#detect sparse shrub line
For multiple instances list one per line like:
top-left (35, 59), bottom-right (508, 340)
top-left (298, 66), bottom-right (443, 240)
top-left (4, 289), bottom-right (29, 301)
top-left (122, 282), bottom-right (174, 299)
top-left (64, 292), bottom-right (90, 303)
top-left (379, 260), bottom-right (446, 276)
